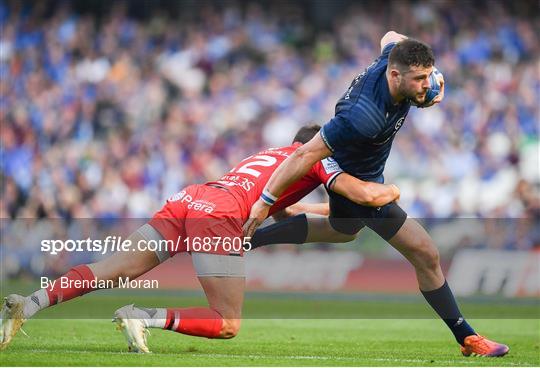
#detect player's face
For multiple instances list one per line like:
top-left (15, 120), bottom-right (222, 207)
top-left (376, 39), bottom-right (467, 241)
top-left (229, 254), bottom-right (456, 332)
top-left (398, 65), bottom-right (433, 105)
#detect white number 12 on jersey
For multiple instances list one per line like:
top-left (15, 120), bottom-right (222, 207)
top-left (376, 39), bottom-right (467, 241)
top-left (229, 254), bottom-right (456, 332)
top-left (231, 155), bottom-right (277, 178)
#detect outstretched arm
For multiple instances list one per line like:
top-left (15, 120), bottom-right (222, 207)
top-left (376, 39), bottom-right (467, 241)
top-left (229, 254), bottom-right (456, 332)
top-left (243, 134), bottom-right (331, 237)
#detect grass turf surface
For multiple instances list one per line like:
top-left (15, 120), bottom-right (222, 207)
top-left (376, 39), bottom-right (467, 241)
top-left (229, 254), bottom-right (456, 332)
top-left (1, 319), bottom-right (539, 366)
top-left (0, 293), bottom-right (538, 366)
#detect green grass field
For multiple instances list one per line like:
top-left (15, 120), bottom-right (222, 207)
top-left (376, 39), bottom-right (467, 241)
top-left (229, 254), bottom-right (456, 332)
top-left (0, 291), bottom-right (539, 366)
top-left (1, 318), bottom-right (539, 366)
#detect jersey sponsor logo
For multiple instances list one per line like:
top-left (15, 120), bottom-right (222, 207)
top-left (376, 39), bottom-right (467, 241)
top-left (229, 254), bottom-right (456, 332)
top-left (321, 157), bottom-right (343, 174)
top-left (187, 200), bottom-right (215, 214)
top-left (344, 85), bottom-right (354, 100)
top-left (167, 190), bottom-right (215, 213)
top-left (168, 190), bottom-right (192, 203)
top-left (372, 116), bottom-right (406, 145)
top-left (394, 117), bottom-right (405, 130)
top-left (344, 61), bottom-right (377, 100)
top-left (218, 175), bottom-right (255, 192)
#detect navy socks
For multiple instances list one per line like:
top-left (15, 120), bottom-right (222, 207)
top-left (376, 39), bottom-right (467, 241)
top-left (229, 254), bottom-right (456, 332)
top-left (421, 280), bottom-right (476, 345)
top-left (250, 214), bottom-right (308, 249)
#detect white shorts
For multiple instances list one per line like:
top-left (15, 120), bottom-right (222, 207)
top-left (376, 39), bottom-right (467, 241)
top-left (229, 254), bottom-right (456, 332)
top-left (191, 252), bottom-right (245, 277)
top-left (137, 223), bottom-right (245, 277)
top-left (136, 223), bottom-right (171, 263)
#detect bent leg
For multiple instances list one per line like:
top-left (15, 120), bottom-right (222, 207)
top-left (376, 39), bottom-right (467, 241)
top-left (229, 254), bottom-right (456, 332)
top-left (190, 253), bottom-right (245, 338)
top-left (1, 223), bottom-right (164, 350)
top-left (387, 218), bottom-right (444, 291)
top-left (387, 218), bottom-right (476, 344)
top-left (251, 214), bottom-right (357, 249)
top-left (305, 214), bottom-right (358, 243)
top-left (197, 276), bottom-right (245, 338)
top-left (88, 224), bottom-right (161, 285)
top-left (24, 223), bottom-right (161, 318)
top-left (114, 273), bottom-right (244, 353)
top-left (133, 254), bottom-right (245, 339)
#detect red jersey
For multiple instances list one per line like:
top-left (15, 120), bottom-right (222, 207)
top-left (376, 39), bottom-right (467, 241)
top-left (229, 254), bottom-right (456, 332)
top-left (150, 142), bottom-right (343, 256)
top-left (207, 142), bottom-right (343, 219)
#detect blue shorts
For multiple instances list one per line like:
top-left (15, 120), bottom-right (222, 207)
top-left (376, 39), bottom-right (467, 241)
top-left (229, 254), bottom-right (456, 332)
top-left (327, 190), bottom-right (407, 241)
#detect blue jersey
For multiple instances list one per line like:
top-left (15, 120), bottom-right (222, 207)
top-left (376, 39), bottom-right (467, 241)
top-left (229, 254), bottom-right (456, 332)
top-left (321, 43), bottom-right (411, 182)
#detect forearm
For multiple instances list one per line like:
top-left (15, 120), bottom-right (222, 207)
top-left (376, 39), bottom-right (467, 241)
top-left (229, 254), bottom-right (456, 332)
top-left (265, 150), bottom-right (318, 199)
top-left (362, 183), bottom-right (399, 207)
top-left (284, 203), bottom-right (329, 217)
top-left (245, 134), bottom-right (332, 238)
top-left (333, 174), bottom-right (399, 207)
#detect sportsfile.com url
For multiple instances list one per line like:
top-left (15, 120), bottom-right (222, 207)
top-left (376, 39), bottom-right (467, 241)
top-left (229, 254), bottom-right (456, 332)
top-left (40, 236), bottom-right (252, 255)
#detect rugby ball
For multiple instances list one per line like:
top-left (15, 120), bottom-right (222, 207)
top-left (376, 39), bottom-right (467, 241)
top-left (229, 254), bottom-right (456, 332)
top-left (414, 66), bottom-right (443, 107)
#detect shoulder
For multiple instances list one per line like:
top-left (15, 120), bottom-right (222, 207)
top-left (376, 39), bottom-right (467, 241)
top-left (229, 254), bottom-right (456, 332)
top-left (346, 94), bottom-right (386, 137)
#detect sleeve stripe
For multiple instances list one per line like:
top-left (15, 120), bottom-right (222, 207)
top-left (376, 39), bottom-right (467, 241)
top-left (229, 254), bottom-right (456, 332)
top-left (325, 171), bottom-right (343, 189)
top-left (358, 95), bottom-right (385, 126)
top-left (356, 99), bottom-right (384, 132)
top-left (319, 129), bottom-right (335, 152)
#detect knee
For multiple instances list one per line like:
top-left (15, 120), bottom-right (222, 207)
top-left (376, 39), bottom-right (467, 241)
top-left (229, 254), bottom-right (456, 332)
top-left (115, 261), bottom-right (149, 282)
top-left (329, 217), bottom-right (363, 237)
top-left (412, 237), bottom-right (440, 270)
top-left (219, 318), bottom-right (241, 339)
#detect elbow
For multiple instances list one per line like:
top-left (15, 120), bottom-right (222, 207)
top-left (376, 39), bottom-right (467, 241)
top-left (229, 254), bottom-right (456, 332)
top-left (293, 146), bottom-right (309, 159)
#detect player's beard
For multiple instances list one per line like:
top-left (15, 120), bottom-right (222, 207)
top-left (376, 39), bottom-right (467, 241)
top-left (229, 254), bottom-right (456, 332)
top-left (399, 82), bottom-right (427, 105)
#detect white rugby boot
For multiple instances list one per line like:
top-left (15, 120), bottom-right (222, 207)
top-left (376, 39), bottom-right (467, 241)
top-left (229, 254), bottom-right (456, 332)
top-left (0, 294), bottom-right (27, 350)
top-left (113, 304), bottom-right (151, 353)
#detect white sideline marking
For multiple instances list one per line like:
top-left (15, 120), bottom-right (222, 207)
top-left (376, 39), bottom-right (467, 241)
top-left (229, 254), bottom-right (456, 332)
top-left (26, 349), bottom-right (531, 366)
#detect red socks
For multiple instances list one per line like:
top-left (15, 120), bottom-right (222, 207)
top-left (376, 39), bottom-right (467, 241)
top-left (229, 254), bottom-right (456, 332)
top-left (44, 266), bottom-right (224, 339)
top-left (46, 265), bottom-right (97, 305)
top-left (165, 307), bottom-right (223, 338)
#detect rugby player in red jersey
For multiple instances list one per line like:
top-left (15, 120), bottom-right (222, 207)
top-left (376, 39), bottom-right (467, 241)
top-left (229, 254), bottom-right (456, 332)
top-left (0, 125), bottom-right (399, 352)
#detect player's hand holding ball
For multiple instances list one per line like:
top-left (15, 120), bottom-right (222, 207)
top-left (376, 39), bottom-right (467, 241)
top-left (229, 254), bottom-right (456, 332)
top-left (416, 66), bottom-right (444, 108)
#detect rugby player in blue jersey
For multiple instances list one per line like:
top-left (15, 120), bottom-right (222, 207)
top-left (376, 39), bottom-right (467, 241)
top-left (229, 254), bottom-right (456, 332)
top-left (244, 31), bottom-right (509, 357)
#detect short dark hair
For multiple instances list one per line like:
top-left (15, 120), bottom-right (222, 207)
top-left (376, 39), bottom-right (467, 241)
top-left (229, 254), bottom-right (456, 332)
top-left (388, 39), bottom-right (434, 71)
top-left (292, 124), bottom-right (321, 144)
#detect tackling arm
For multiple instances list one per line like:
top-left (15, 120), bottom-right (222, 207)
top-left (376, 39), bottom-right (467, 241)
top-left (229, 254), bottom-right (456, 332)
top-left (243, 134), bottom-right (332, 237)
top-left (330, 173), bottom-right (400, 207)
top-left (272, 203), bottom-right (330, 221)
top-left (266, 134), bottom-right (332, 199)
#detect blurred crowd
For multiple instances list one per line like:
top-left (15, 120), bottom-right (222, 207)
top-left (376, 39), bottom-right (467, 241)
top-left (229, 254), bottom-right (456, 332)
top-left (1, 0), bottom-right (539, 223)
